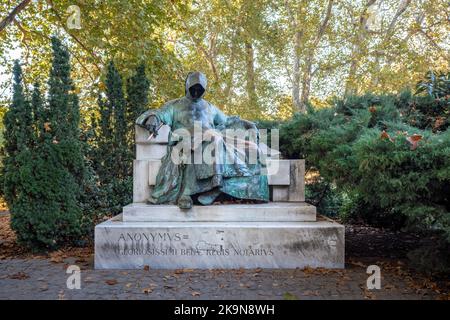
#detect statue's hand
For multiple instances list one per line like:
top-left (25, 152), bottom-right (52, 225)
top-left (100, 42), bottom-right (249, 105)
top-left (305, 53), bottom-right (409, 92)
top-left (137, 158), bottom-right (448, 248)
top-left (144, 115), bottom-right (160, 137)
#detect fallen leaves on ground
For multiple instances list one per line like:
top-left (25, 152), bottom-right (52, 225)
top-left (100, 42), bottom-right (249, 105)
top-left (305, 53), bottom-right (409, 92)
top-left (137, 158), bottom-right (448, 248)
top-left (0, 213), bottom-right (94, 261)
top-left (49, 251), bottom-right (65, 263)
top-left (303, 290), bottom-right (320, 297)
top-left (362, 287), bottom-right (376, 300)
top-left (380, 130), bottom-right (394, 142)
top-left (105, 279), bottom-right (118, 285)
top-left (142, 283), bottom-right (158, 294)
top-left (9, 272), bottom-right (29, 280)
top-left (84, 277), bottom-right (94, 283)
top-left (174, 268), bottom-right (195, 275)
top-left (0, 198), bottom-right (8, 211)
top-left (347, 259), bottom-right (366, 268)
top-left (39, 284), bottom-right (49, 292)
top-left (164, 284), bottom-right (175, 289)
top-left (301, 266), bottom-right (341, 276)
top-left (142, 287), bottom-right (153, 294)
top-left (191, 291), bottom-right (201, 297)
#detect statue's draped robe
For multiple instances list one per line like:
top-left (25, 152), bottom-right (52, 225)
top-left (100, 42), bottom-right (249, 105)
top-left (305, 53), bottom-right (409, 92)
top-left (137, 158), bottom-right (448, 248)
top-left (136, 73), bottom-right (269, 205)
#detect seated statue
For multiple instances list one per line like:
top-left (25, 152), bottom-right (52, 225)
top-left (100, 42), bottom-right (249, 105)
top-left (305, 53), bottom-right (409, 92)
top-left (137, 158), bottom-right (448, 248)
top-left (136, 71), bottom-right (269, 209)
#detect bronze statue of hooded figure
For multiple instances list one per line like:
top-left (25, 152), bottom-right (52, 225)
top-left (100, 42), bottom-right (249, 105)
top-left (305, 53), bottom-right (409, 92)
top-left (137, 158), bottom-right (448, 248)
top-left (136, 71), bottom-right (269, 209)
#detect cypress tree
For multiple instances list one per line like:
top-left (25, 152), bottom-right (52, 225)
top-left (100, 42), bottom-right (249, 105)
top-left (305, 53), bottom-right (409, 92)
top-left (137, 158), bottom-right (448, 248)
top-left (106, 61), bottom-right (130, 179)
top-left (92, 62), bottom-right (150, 214)
top-left (126, 63), bottom-right (150, 144)
top-left (5, 38), bottom-right (88, 249)
top-left (2, 61), bottom-right (32, 208)
top-left (47, 37), bottom-right (84, 180)
top-left (94, 93), bottom-right (112, 184)
top-left (31, 82), bottom-right (45, 137)
top-left (94, 61), bottom-right (133, 213)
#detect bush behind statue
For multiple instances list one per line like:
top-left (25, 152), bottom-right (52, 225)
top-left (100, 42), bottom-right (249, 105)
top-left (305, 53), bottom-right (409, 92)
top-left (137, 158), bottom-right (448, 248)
top-left (279, 79), bottom-right (449, 273)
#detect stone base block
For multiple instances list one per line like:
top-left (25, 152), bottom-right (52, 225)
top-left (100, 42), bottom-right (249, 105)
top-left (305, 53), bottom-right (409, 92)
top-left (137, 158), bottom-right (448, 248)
top-left (95, 216), bottom-right (344, 269)
top-left (122, 202), bottom-right (316, 222)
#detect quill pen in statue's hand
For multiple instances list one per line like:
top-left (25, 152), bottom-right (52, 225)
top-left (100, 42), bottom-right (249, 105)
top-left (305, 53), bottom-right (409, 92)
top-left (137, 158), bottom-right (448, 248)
top-left (147, 122), bottom-right (164, 141)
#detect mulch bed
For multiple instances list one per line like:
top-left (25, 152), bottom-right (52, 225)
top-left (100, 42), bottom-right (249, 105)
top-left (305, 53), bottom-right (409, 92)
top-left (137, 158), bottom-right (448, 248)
top-left (0, 212), bottom-right (93, 262)
top-left (345, 222), bottom-right (449, 296)
top-left (345, 224), bottom-right (434, 259)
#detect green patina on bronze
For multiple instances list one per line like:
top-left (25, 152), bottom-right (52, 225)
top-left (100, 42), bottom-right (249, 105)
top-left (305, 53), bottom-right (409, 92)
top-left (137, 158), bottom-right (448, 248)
top-left (136, 71), bottom-right (269, 208)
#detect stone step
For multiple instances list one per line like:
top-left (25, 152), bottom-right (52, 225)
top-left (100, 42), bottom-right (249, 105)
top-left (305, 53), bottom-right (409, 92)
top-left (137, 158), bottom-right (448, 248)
top-left (122, 202), bottom-right (316, 222)
top-left (95, 215), bottom-right (344, 269)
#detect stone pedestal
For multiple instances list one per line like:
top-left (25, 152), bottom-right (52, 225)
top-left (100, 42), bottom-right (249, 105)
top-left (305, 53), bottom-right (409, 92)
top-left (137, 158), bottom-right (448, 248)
top-left (95, 215), bottom-right (344, 270)
top-left (95, 203), bottom-right (344, 269)
top-left (94, 125), bottom-right (345, 269)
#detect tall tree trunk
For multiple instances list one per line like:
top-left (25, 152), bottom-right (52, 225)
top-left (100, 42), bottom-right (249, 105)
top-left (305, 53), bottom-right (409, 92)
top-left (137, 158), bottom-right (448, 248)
top-left (299, 0), bottom-right (334, 110)
top-left (370, 0), bottom-right (412, 89)
top-left (300, 57), bottom-right (313, 109)
top-left (290, 0), bottom-right (333, 112)
top-left (344, 0), bottom-right (377, 96)
top-left (223, 51), bottom-right (235, 105)
top-left (245, 41), bottom-right (257, 105)
top-left (292, 30), bottom-right (303, 112)
top-left (223, 31), bottom-right (238, 106)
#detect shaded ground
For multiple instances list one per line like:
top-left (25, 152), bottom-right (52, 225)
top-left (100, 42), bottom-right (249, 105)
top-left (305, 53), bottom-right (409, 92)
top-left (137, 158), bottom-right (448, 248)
top-left (0, 212), bottom-right (448, 300)
top-left (346, 224), bottom-right (433, 259)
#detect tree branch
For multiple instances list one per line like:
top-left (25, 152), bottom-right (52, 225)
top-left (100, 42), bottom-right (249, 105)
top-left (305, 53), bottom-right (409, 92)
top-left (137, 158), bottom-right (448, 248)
top-left (419, 29), bottom-right (450, 60)
top-left (170, 3), bottom-right (219, 83)
top-left (314, 0), bottom-right (334, 47)
top-left (385, 0), bottom-right (412, 39)
top-left (17, 23), bottom-right (97, 83)
top-left (344, 0), bottom-right (377, 96)
top-left (47, 0), bottom-right (102, 74)
top-left (0, 0), bottom-right (31, 33)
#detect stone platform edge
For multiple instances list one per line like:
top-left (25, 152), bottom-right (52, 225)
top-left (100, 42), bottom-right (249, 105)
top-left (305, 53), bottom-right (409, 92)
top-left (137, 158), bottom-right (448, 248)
top-left (122, 202), bottom-right (317, 222)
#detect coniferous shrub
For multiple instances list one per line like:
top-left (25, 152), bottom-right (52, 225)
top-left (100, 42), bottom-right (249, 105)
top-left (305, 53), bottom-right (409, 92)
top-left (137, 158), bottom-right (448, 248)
top-left (3, 38), bottom-right (95, 249)
top-left (2, 61), bottom-right (33, 214)
top-left (279, 72), bottom-right (450, 272)
top-left (92, 62), bottom-right (150, 214)
top-left (126, 62), bottom-right (150, 146)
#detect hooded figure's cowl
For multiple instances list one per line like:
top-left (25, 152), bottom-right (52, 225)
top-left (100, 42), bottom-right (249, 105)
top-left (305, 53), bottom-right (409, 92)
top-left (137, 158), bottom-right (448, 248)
top-left (185, 71), bottom-right (207, 100)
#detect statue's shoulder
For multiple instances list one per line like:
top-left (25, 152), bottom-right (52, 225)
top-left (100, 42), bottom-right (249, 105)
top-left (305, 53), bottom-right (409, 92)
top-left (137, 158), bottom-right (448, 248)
top-left (162, 97), bottom-right (184, 109)
top-left (136, 99), bottom-right (181, 125)
top-left (204, 100), bottom-right (220, 112)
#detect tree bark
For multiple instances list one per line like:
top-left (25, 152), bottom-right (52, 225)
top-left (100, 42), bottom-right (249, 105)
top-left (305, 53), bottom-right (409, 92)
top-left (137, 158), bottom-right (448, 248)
top-left (299, 0), bottom-right (334, 110)
top-left (300, 57), bottom-right (312, 109)
top-left (245, 41), bottom-right (257, 105)
top-left (370, 0), bottom-right (412, 88)
top-left (344, 0), bottom-right (377, 96)
top-left (223, 39), bottom-right (237, 104)
top-left (292, 30), bottom-right (303, 112)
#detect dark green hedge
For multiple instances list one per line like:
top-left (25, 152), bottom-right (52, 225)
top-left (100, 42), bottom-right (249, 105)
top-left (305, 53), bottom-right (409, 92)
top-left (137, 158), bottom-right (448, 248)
top-left (278, 73), bottom-right (449, 273)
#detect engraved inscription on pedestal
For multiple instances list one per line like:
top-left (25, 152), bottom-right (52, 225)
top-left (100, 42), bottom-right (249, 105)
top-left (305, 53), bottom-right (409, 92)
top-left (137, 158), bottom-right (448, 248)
top-left (95, 219), bottom-right (345, 269)
top-left (114, 231), bottom-right (277, 258)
